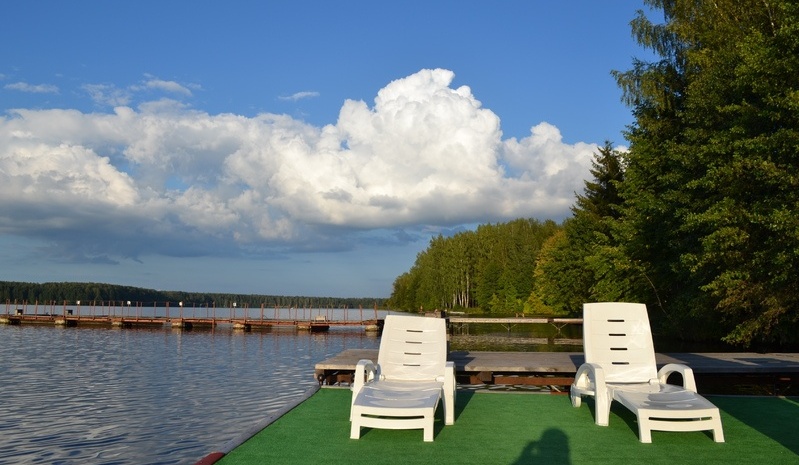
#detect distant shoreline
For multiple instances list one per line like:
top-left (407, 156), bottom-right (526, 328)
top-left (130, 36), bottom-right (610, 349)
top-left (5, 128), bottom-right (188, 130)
top-left (0, 280), bottom-right (387, 309)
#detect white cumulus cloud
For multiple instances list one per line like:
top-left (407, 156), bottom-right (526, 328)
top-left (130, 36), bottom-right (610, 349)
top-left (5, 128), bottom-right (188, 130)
top-left (0, 68), bottom-right (599, 263)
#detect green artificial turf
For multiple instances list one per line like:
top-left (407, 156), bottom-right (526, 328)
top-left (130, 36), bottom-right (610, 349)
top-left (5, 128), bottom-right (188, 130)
top-left (218, 388), bottom-right (799, 465)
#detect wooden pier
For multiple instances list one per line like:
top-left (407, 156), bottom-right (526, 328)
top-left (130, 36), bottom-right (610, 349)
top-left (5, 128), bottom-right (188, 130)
top-left (0, 313), bottom-right (382, 332)
top-left (314, 349), bottom-right (799, 395)
top-left (1, 300), bottom-right (387, 332)
top-left (0, 311), bottom-right (571, 333)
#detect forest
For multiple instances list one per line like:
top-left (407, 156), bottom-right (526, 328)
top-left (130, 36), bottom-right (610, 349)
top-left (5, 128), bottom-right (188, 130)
top-left (387, 218), bottom-right (560, 314)
top-left (0, 281), bottom-right (385, 310)
top-left (389, 0), bottom-right (799, 350)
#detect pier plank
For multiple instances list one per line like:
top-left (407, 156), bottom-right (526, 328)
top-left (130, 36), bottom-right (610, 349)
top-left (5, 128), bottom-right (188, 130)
top-left (656, 352), bottom-right (799, 374)
top-left (314, 349), bottom-right (799, 392)
top-left (316, 349), bottom-right (799, 374)
top-left (1, 313), bottom-right (379, 331)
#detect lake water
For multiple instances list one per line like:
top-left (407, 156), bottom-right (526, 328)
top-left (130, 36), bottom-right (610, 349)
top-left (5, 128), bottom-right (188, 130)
top-left (0, 321), bottom-right (383, 465)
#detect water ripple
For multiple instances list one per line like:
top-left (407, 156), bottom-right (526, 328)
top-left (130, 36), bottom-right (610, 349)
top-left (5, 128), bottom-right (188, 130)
top-left (0, 324), bottom-right (380, 464)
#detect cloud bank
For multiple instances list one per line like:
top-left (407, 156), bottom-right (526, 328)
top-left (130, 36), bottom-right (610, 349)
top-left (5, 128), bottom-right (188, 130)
top-left (0, 69), bottom-right (597, 264)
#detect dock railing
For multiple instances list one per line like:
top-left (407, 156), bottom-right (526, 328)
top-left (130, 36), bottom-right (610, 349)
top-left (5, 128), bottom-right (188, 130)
top-left (2, 301), bottom-right (584, 337)
top-left (448, 316), bottom-right (582, 335)
top-left (1, 300), bottom-right (386, 330)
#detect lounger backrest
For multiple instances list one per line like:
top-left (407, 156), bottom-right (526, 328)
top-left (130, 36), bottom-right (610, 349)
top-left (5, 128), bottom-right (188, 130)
top-left (378, 314), bottom-right (447, 381)
top-left (583, 302), bottom-right (658, 383)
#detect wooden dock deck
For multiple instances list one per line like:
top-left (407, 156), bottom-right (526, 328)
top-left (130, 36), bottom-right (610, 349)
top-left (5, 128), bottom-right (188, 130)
top-left (0, 313), bottom-right (382, 332)
top-left (314, 349), bottom-right (799, 395)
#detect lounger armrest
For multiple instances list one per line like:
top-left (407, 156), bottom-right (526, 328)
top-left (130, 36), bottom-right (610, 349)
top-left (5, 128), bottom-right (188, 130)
top-left (352, 359), bottom-right (377, 396)
top-left (572, 363), bottom-right (610, 425)
top-left (444, 361), bottom-right (456, 393)
top-left (350, 359), bottom-right (376, 421)
top-left (573, 362), bottom-right (606, 395)
top-left (436, 362), bottom-right (456, 388)
top-left (657, 363), bottom-right (697, 392)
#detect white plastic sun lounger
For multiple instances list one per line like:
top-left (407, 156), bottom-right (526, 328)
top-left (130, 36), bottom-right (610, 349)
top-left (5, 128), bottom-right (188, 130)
top-left (350, 314), bottom-right (455, 442)
top-left (571, 302), bottom-right (724, 443)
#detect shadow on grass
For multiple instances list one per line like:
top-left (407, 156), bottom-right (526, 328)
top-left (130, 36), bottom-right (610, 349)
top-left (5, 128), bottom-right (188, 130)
top-left (576, 393), bottom-right (799, 450)
top-left (446, 390), bottom-right (573, 463)
top-left (714, 396), bottom-right (799, 455)
top-left (581, 397), bottom-right (730, 444)
top-left (356, 390), bottom-right (479, 441)
top-left (512, 428), bottom-right (571, 465)
top-left (429, 390), bottom-right (477, 439)
top-left (575, 396), bottom-right (646, 440)
top-left (453, 390), bottom-right (475, 420)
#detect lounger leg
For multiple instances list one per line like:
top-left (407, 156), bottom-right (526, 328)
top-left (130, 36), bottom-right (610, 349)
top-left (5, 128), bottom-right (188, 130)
top-left (595, 392), bottom-right (610, 426)
top-left (350, 413), bottom-right (362, 439)
top-left (443, 362), bottom-right (456, 426)
top-left (443, 390), bottom-right (454, 425)
top-left (570, 392), bottom-right (582, 408)
top-left (423, 412), bottom-right (434, 442)
top-left (712, 416), bottom-right (725, 443)
top-left (637, 417), bottom-right (652, 443)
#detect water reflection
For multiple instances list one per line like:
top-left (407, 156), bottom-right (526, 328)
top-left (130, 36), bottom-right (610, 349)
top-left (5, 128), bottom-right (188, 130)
top-left (0, 324), bottom-right (380, 465)
top-left (449, 322), bottom-right (583, 352)
top-left (448, 320), bottom-right (738, 353)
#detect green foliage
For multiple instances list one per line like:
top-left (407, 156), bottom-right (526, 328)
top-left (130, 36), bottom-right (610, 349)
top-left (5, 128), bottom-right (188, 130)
top-left (387, 219), bottom-right (560, 314)
top-left (531, 142), bottom-right (628, 316)
top-left (612, 0), bottom-right (799, 347)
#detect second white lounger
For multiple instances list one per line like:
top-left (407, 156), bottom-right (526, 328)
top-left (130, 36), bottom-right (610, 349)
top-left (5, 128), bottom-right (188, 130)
top-left (350, 314), bottom-right (455, 442)
top-left (571, 302), bottom-right (724, 443)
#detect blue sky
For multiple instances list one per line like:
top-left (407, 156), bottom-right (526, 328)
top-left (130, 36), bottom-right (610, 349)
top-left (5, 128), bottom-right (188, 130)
top-left (0, 1), bottom-right (656, 298)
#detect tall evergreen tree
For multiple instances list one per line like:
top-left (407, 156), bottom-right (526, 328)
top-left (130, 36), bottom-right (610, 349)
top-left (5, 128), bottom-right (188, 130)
top-left (613, 0), bottom-right (799, 347)
top-left (531, 142), bottom-right (627, 315)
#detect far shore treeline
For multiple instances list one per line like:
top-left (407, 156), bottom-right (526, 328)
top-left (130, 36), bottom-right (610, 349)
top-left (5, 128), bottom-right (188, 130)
top-left (0, 281), bottom-right (385, 310)
top-left (390, 1), bottom-right (799, 351)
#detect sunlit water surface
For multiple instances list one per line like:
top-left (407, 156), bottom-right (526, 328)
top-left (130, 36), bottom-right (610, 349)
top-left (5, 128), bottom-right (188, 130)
top-left (0, 323), bottom-right (381, 464)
